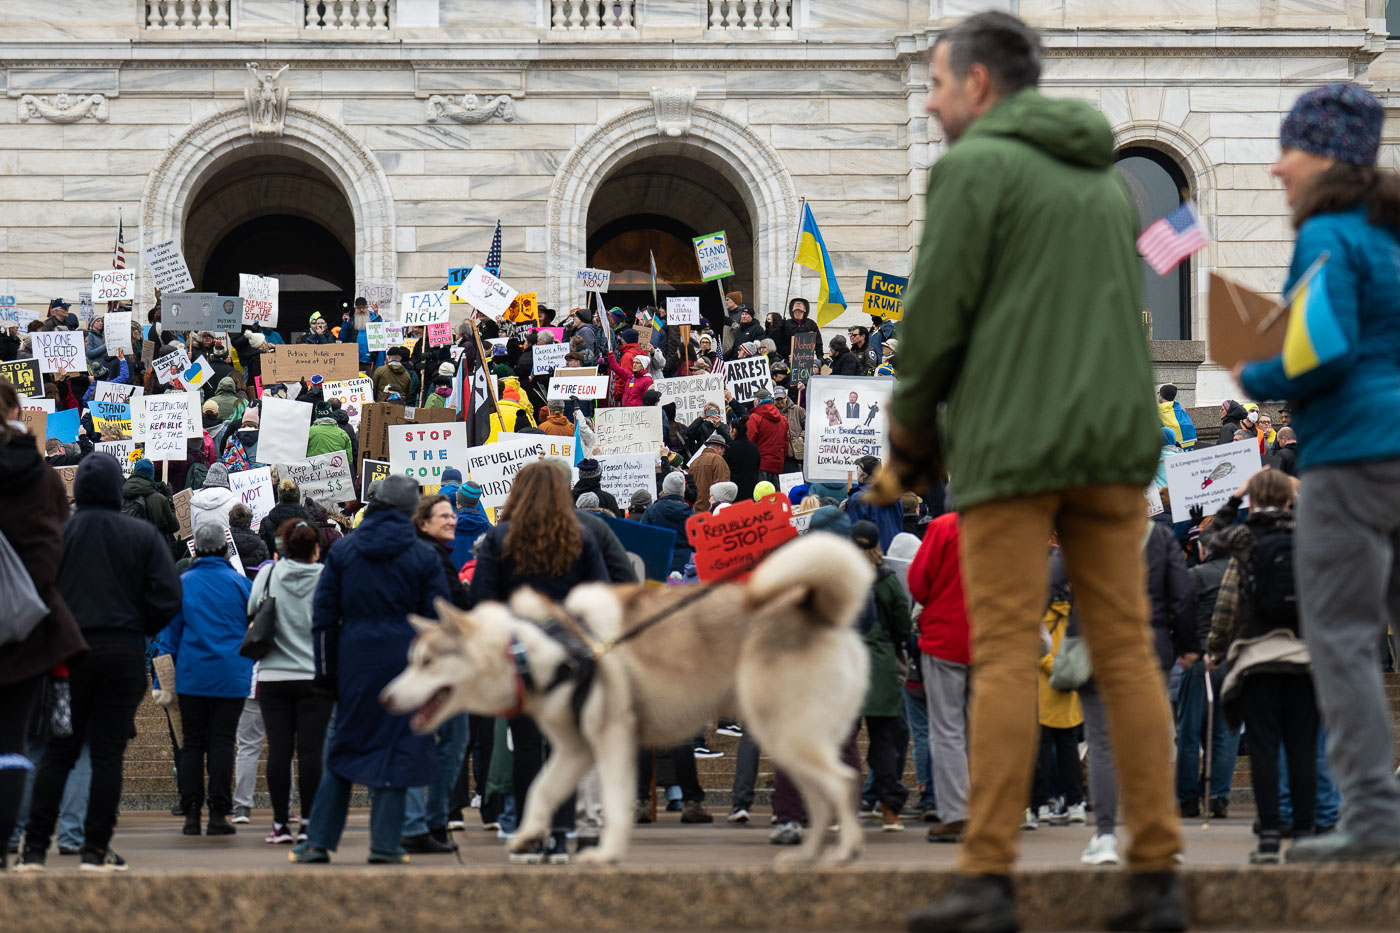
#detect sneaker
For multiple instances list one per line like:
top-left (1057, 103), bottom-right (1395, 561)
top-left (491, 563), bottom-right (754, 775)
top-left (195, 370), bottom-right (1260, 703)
top-left (692, 745), bottom-right (722, 758)
top-left (727, 807), bottom-right (750, 824)
top-left (483, 822), bottom-right (502, 832)
top-left (1047, 804), bottom-right (1069, 826)
top-left (447, 820), bottom-right (467, 831)
top-left (769, 821), bottom-right (803, 845)
top-left (401, 832), bottom-right (455, 855)
top-left (1081, 833), bottom-right (1120, 866)
top-left (1036, 804), bottom-right (1054, 825)
top-left (1287, 830), bottom-right (1400, 864)
top-left (266, 824), bottom-right (294, 845)
top-left (367, 850), bottom-right (410, 864)
top-left (58, 845), bottom-right (81, 856)
top-left (1249, 832), bottom-right (1281, 865)
top-left (1106, 871), bottom-right (1185, 933)
top-left (680, 800), bottom-right (714, 824)
top-left (859, 801), bottom-right (880, 818)
top-left (206, 813), bottom-right (236, 836)
top-left (716, 723), bottom-right (744, 738)
top-left (296, 829), bottom-right (308, 843)
top-left (880, 803), bottom-right (904, 832)
top-left (288, 844), bottom-right (330, 864)
top-left (546, 832), bottom-right (569, 865)
top-left (907, 874), bottom-right (1017, 933)
top-left (79, 847), bottom-right (128, 873)
top-left (634, 801), bottom-right (652, 824)
top-left (469, 794), bottom-right (483, 809)
top-left (1021, 808), bottom-right (1039, 831)
top-left (496, 829), bottom-right (515, 840)
top-left (1209, 797), bottom-right (1230, 820)
top-left (1066, 802), bottom-right (1087, 825)
top-left (508, 841), bottom-right (545, 865)
top-left (925, 819), bottom-right (966, 843)
top-left (230, 806), bottom-right (251, 825)
top-left (13, 849), bottom-right (46, 872)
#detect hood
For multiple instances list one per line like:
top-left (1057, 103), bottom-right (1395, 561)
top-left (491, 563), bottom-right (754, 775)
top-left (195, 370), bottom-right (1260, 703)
top-left (545, 411), bottom-right (569, 427)
top-left (274, 558), bottom-right (323, 599)
top-left (192, 485), bottom-right (236, 509)
top-left (1222, 401), bottom-right (1249, 423)
top-left (313, 417), bottom-right (338, 427)
top-left (964, 88), bottom-right (1115, 170)
top-left (123, 472), bottom-right (159, 497)
top-left (386, 361), bottom-right (406, 373)
top-left (331, 410), bottom-right (350, 426)
top-left (216, 376), bottom-right (236, 394)
top-left (0, 436), bottom-right (45, 488)
top-left (303, 496), bottom-right (330, 522)
top-left (749, 401), bottom-right (783, 424)
top-left (75, 452), bottom-right (124, 507)
top-left (355, 507), bottom-right (417, 560)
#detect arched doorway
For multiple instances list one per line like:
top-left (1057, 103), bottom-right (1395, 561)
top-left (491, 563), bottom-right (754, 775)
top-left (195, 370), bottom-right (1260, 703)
top-left (1116, 146), bottom-right (1193, 340)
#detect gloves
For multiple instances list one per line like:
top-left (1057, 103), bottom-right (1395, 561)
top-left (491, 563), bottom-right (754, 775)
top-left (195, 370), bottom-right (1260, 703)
top-left (864, 420), bottom-right (943, 506)
top-left (1188, 504), bottom-right (1205, 526)
top-left (152, 688), bottom-right (175, 708)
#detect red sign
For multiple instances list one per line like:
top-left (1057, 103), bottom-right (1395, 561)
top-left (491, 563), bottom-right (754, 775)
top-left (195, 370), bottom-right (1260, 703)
top-left (685, 494), bottom-right (797, 582)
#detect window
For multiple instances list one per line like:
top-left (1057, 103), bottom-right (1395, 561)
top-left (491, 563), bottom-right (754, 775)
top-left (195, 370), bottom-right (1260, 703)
top-left (1389, 0), bottom-right (1400, 38)
top-left (1116, 147), bottom-right (1193, 340)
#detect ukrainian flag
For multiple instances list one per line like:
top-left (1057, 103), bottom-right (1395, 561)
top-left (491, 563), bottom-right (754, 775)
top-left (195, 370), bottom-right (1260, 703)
top-left (795, 203), bottom-right (847, 326)
top-left (1282, 265), bottom-right (1349, 378)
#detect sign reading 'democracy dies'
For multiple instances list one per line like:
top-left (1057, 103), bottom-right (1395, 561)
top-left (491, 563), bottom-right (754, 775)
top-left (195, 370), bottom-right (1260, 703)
top-left (399, 290), bottom-right (451, 327)
top-left (862, 270), bottom-right (907, 321)
top-left (388, 421), bottom-right (470, 486)
top-left (666, 296), bottom-right (701, 326)
top-left (143, 238), bottom-right (196, 294)
top-left (465, 434), bottom-right (546, 508)
top-left (547, 374), bottom-right (610, 401)
top-left (164, 292), bottom-right (219, 332)
top-left (723, 355), bottom-right (773, 405)
top-left (91, 270), bottom-right (136, 303)
top-left (594, 406), bottom-right (663, 456)
top-left (692, 231), bottom-right (733, 282)
top-left (279, 451), bottom-right (356, 503)
top-left (575, 268), bottom-right (611, 293)
top-left (654, 372), bottom-right (725, 427)
top-left (31, 331), bottom-right (85, 374)
top-left (802, 375), bottom-right (894, 483)
top-left (1163, 437), bottom-right (1263, 523)
top-left (239, 273), bottom-right (279, 326)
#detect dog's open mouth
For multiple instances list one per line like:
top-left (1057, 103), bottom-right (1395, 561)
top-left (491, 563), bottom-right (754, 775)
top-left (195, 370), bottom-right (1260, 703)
top-left (410, 687), bottom-right (451, 733)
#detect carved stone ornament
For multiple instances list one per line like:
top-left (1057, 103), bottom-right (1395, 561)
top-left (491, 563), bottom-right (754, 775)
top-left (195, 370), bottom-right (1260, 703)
top-left (651, 87), bottom-right (697, 138)
top-left (245, 63), bottom-right (290, 138)
top-left (425, 94), bottom-right (516, 125)
top-left (18, 93), bottom-right (109, 124)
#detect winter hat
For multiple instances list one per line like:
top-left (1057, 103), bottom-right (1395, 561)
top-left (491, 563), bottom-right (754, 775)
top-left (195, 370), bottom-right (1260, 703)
top-left (850, 520), bottom-right (881, 552)
top-left (202, 399), bottom-right (220, 416)
top-left (621, 328), bottom-right (639, 345)
top-left (193, 522), bottom-right (229, 558)
top-left (277, 478), bottom-right (301, 503)
top-left (661, 471), bottom-right (686, 497)
top-left (737, 341), bottom-right (761, 358)
top-left (438, 362), bottom-right (456, 378)
top-left (241, 406), bottom-right (260, 427)
top-left (710, 481), bottom-right (738, 504)
top-left (629, 487), bottom-right (653, 511)
top-left (1280, 83), bottom-right (1382, 166)
top-left (641, 389), bottom-right (662, 407)
top-left (726, 291), bottom-right (743, 304)
top-left (829, 335), bottom-right (848, 351)
top-left (704, 431), bottom-right (728, 448)
top-left (771, 361), bottom-right (790, 374)
top-left (491, 363), bottom-right (511, 378)
top-left (133, 458), bottom-right (155, 478)
top-left (372, 474), bottom-right (420, 516)
top-left (1159, 383), bottom-right (1178, 402)
top-left (456, 481), bottom-right (483, 507)
top-left (576, 492), bottom-right (601, 509)
top-left (577, 458), bottom-right (601, 479)
top-left (575, 307), bottom-right (594, 324)
top-left (441, 468), bottom-right (463, 485)
top-left (753, 480), bottom-right (776, 501)
top-left (74, 452), bottom-right (124, 508)
top-left (808, 505), bottom-right (852, 539)
top-left (632, 354), bottom-right (647, 371)
top-left (247, 332), bottom-right (267, 349)
top-left (203, 462), bottom-right (231, 489)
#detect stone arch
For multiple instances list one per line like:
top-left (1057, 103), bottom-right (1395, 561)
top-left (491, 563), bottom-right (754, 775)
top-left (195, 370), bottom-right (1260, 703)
top-left (139, 105), bottom-right (395, 307)
top-left (546, 102), bottom-right (798, 315)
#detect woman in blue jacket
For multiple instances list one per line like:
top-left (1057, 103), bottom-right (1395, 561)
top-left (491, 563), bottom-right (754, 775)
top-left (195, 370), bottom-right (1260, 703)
top-left (1237, 83), bottom-right (1400, 863)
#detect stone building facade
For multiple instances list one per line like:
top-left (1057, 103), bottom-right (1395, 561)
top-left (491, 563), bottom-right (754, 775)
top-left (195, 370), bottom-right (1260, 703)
top-left (1, 1), bottom-right (1396, 404)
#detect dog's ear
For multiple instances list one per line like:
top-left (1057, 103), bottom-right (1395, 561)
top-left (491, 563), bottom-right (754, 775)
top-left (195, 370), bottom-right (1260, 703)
top-left (508, 587), bottom-right (555, 623)
top-left (408, 614), bottom-right (439, 636)
top-left (435, 597), bottom-right (478, 637)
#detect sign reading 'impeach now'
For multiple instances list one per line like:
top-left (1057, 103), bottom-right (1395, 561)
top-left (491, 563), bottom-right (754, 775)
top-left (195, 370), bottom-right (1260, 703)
top-left (862, 270), bottom-right (907, 321)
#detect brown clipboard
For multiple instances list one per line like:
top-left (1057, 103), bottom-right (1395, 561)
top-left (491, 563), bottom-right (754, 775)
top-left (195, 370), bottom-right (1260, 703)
top-left (1208, 273), bottom-right (1290, 369)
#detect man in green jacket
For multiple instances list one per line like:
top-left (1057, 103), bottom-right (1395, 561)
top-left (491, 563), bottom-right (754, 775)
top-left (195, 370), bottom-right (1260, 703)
top-left (880, 13), bottom-right (1184, 933)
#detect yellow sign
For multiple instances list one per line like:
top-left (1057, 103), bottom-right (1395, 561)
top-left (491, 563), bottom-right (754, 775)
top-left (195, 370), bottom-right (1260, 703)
top-left (862, 270), bottom-right (907, 321)
top-left (505, 291), bottom-right (538, 324)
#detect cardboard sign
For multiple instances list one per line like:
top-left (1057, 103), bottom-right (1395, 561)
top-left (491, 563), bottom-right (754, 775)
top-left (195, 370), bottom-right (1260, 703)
top-left (105, 310), bottom-right (133, 354)
top-left (547, 375), bottom-right (610, 401)
top-left (228, 466), bottom-right (274, 526)
top-left (802, 375), bottom-right (894, 483)
top-left (55, 465), bottom-right (78, 502)
top-left (258, 396), bottom-right (313, 466)
top-left (505, 291), bottom-right (538, 324)
top-left (31, 332), bottom-right (85, 374)
top-left (723, 355), bottom-right (773, 405)
top-left (1207, 272), bottom-right (1289, 370)
top-left (213, 297), bottom-right (243, 332)
top-left (576, 268), bottom-right (611, 293)
top-left (172, 488), bottom-right (193, 541)
top-left (654, 372), bottom-right (725, 428)
top-left (366, 320), bottom-right (403, 353)
top-left (532, 342), bottom-right (569, 375)
top-left (91, 399), bottom-right (132, 440)
top-left (1163, 437), bottom-right (1262, 523)
top-left (143, 238), bottom-right (195, 294)
top-left (0, 358), bottom-right (41, 396)
top-left (91, 269), bottom-right (136, 303)
top-left (389, 421), bottom-right (471, 486)
top-left (634, 323), bottom-right (654, 349)
top-left (261, 343), bottom-right (361, 385)
top-left (96, 439), bottom-right (143, 475)
top-left (360, 402), bottom-right (458, 471)
top-left (594, 452), bottom-right (654, 507)
top-left (594, 406), bottom-right (662, 456)
top-left (455, 266), bottom-right (518, 317)
top-left (400, 290), bottom-right (451, 327)
top-left (685, 494), bottom-right (796, 582)
top-left (239, 273), bottom-right (279, 326)
top-left (667, 296), bottom-right (700, 326)
top-left (361, 458), bottom-right (390, 495)
top-left (693, 231), bottom-right (733, 282)
top-left (152, 347), bottom-right (191, 385)
top-left (144, 393), bottom-right (189, 461)
top-left (321, 377), bottom-right (373, 430)
top-left (862, 270), bottom-right (907, 321)
top-left (356, 281), bottom-right (395, 311)
top-left (19, 409), bottom-right (46, 443)
top-left (464, 434), bottom-right (546, 508)
top-left (279, 451), bottom-right (356, 503)
top-left (164, 292), bottom-right (219, 332)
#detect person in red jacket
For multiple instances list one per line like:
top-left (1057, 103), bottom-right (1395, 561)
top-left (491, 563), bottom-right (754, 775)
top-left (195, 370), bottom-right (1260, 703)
top-left (609, 330), bottom-right (644, 405)
top-left (605, 350), bottom-right (653, 407)
top-left (908, 511), bottom-right (971, 843)
top-left (746, 387), bottom-right (788, 482)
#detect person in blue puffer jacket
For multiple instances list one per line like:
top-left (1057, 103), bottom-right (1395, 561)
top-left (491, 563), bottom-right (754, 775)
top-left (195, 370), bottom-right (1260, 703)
top-left (640, 470), bottom-right (695, 575)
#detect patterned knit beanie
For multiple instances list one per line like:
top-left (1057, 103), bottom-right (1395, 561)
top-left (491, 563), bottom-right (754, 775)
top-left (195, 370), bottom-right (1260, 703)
top-left (1280, 83), bottom-right (1382, 166)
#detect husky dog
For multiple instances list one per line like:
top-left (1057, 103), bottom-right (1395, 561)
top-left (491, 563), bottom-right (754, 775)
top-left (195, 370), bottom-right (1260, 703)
top-left (382, 534), bottom-right (873, 866)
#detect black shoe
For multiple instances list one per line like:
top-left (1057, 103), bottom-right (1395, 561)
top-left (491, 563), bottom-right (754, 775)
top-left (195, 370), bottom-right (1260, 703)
top-left (79, 846), bottom-right (128, 873)
top-left (428, 826), bottom-right (460, 852)
top-left (401, 832), bottom-right (455, 854)
top-left (182, 811), bottom-right (202, 836)
top-left (1106, 871), bottom-right (1186, 932)
top-left (58, 845), bottom-right (81, 856)
top-left (575, 835), bottom-right (599, 852)
top-left (170, 803), bottom-right (186, 817)
top-left (1250, 832), bottom-right (1281, 865)
top-left (206, 813), bottom-right (237, 836)
top-left (1208, 797), bottom-right (1229, 820)
top-left (907, 875), bottom-right (1018, 933)
top-left (634, 801), bottom-right (652, 825)
top-left (1178, 798), bottom-right (1200, 819)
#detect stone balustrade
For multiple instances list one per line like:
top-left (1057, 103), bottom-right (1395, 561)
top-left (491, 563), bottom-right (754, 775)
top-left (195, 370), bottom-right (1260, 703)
top-left (549, 1), bottom-right (636, 30)
top-left (144, 0), bottom-right (231, 28)
top-left (304, 0), bottom-right (391, 29)
top-left (709, 0), bottom-right (793, 30)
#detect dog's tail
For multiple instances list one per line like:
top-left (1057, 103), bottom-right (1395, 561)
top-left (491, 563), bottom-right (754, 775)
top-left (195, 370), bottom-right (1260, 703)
top-left (744, 534), bottom-right (876, 628)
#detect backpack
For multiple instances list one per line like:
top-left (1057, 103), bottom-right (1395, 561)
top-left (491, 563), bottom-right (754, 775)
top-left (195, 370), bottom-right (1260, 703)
top-left (121, 492), bottom-right (149, 523)
top-left (1249, 526), bottom-right (1298, 631)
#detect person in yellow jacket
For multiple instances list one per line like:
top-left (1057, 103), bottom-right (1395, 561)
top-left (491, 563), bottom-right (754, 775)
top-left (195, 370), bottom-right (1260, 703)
top-left (1034, 569), bottom-right (1086, 827)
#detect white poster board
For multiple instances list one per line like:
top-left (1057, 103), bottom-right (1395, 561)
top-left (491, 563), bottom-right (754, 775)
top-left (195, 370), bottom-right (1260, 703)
top-left (779, 471), bottom-right (804, 495)
top-left (532, 342), bottom-right (569, 376)
top-left (144, 394), bottom-right (189, 461)
top-left (366, 320), bottom-right (403, 353)
top-left (594, 406), bottom-right (663, 456)
top-left (455, 266), bottom-right (518, 317)
top-left (723, 355), bottom-right (773, 405)
top-left (239, 273), bottom-right (279, 327)
top-left (91, 269), bottom-right (136, 303)
top-left (258, 396), bottom-right (313, 466)
top-left (143, 238), bottom-right (196, 294)
top-left (693, 231), bottom-right (734, 282)
top-left (498, 431), bottom-right (574, 463)
top-left (388, 420), bottom-right (471, 486)
top-left (96, 439), bottom-right (142, 475)
top-left (399, 290), bottom-right (451, 327)
top-left (666, 295), bottom-right (701, 326)
top-left (152, 347), bottom-right (191, 385)
top-left (576, 268), bottom-right (611, 293)
top-left (105, 310), bottom-right (133, 354)
top-left (1163, 437), bottom-right (1262, 523)
top-left (654, 372), bottom-right (725, 427)
top-left (321, 377), bottom-right (374, 430)
top-left (802, 375), bottom-right (895, 483)
top-left (94, 380), bottom-right (142, 405)
top-left (77, 291), bottom-right (94, 327)
top-left (278, 451), bottom-right (356, 503)
top-left (30, 331), bottom-right (85, 374)
top-left (547, 375), bottom-right (610, 401)
top-left (595, 452), bottom-right (654, 506)
top-left (229, 466), bottom-right (275, 527)
top-left (464, 434), bottom-right (546, 508)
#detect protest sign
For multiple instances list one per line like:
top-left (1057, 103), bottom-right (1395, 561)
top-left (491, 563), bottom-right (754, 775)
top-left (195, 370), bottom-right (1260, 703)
top-left (144, 394), bottom-right (189, 461)
top-left (46, 408), bottom-right (80, 444)
top-left (19, 409), bottom-right (46, 443)
top-left (31, 332), bottom-right (85, 374)
top-left (1163, 437), bottom-right (1262, 522)
top-left (790, 507), bottom-right (816, 535)
top-left (0, 358), bottom-right (41, 397)
top-left (185, 528), bottom-right (244, 576)
top-left (1146, 486), bottom-right (1165, 518)
top-left (666, 296), bottom-right (700, 326)
top-left (455, 266), bottom-right (518, 317)
top-left (212, 297), bottom-right (243, 332)
top-left (723, 355), bottom-right (773, 404)
top-left (164, 292), bottom-right (219, 332)
top-left (532, 342), bottom-right (569, 375)
top-left (77, 291), bottom-right (94, 327)
top-left (600, 513), bottom-right (675, 583)
top-left (505, 291), bottom-right (538, 324)
top-left (361, 458), bottom-right (390, 495)
top-left (91, 399), bottom-right (132, 440)
top-left (634, 323), bottom-right (654, 348)
top-left (20, 397), bottom-right (54, 414)
top-left (141, 338), bottom-right (155, 366)
top-left (360, 403), bottom-right (457, 471)
top-left (400, 290), bottom-right (451, 327)
top-left (685, 494), bottom-right (796, 582)
top-left (143, 238), bottom-right (195, 294)
top-left (802, 375), bottom-right (894, 483)
top-left (279, 451), bottom-right (356, 503)
top-left (94, 381), bottom-right (142, 405)
top-left (1207, 272), bottom-right (1290, 370)
top-left (239, 273), bottom-right (279, 326)
top-left (427, 321), bottom-right (453, 346)
top-left (0, 304), bottom-right (41, 328)
top-left (693, 231), bottom-right (733, 282)
top-left (55, 465), bottom-right (78, 502)
top-left (261, 344), bottom-right (360, 384)
top-left (258, 396), bottom-right (313, 466)
top-left (547, 375), bottom-right (610, 401)
top-left (91, 269), bottom-right (136, 303)
top-left (180, 355), bottom-right (216, 391)
top-left (389, 421), bottom-right (471, 486)
top-left (228, 466), bottom-right (274, 526)
top-left (779, 471), bottom-right (804, 496)
top-left (152, 347), bottom-right (191, 385)
top-left (96, 439), bottom-right (143, 475)
top-left (356, 280), bottom-right (395, 311)
top-left (496, 431), bottom-right (573, 462)
top-left (447, 268), bottom-right (469, 288)
top-left (366, 320), bottom-right (403, 353)
top-left (576, 268), bottom-right (611, 293)
top-left (790, 333), bottom-right (818, 385)
top-left (534, 326), bottom-right (565, 344)
top-left (654, 372), bottom-right (725, 428)
top-left (105, 310), bottom-right (133, 354)
top-left (464, 434), bottom-right (545, 508)
top-left (172, 488), bottom-right (193, 541)
top-left (594, 453), bottom-right (654, 506)
top-left (862, 270), bottom-right (907, 321)
top-left (322, 377), bottom-right (373, 430)
top-left (594, 406), bottom-right (662, 456)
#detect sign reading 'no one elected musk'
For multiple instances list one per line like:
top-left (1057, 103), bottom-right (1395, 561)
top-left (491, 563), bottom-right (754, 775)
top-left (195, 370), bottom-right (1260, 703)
top-left (389, 422), bottom-right (470, 485)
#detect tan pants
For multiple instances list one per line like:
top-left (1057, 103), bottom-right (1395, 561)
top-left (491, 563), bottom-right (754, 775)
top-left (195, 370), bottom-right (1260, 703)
top-left (957, 484), bottom-right (1181, 875)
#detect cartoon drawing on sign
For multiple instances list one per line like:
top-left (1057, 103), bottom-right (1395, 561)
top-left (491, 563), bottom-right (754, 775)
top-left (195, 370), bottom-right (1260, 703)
top-left (824, 398), bottom-right (841, 427)
top-left (1200, 461), bottom-right (1235, 489)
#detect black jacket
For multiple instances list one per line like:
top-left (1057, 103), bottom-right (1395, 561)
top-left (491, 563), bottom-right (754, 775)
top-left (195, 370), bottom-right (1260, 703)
top-left (829, 349), bottom-right (862, 376)
top-left (419, 530), bottom-right (469, 610)
top-left (1275, 444), bottom-right (1298, 476)
top-left (1187, 553), bottom-right (1229, 647)
top-left (229, 525), bottom-right (271, 577)
top-left (571, 474), bottom-right (622, 517)
top-left (1145, 520), bottom-right (1199, 669)
top-left (724, 436), bottom-right (762, 501)
top-left (260, 501), bottom-right (313, 556)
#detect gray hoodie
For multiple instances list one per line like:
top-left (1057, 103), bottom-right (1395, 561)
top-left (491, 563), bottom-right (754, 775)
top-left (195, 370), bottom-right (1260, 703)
top-left (248, 558), bottom-right (324, 678)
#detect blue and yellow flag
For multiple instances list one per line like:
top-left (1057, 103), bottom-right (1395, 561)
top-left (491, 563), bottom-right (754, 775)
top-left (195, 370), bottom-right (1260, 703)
top-left (1281, 265), bottom-right (1348, 379)
top-left (795, 203), bottom-right (847, 327)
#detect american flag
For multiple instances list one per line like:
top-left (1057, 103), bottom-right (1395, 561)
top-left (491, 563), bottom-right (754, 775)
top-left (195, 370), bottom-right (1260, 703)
top-left (109, 214), bottom-right (125, 312)
top-left (485, 219), bottom-right (501, 277)
top-left (1136, 202), bottom-right (1209, 276)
